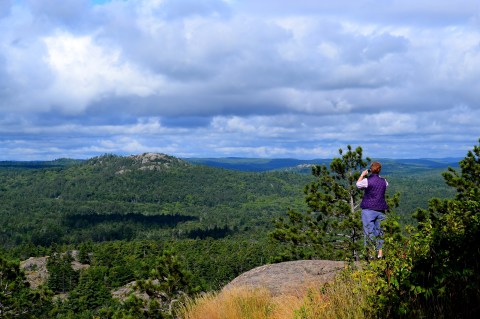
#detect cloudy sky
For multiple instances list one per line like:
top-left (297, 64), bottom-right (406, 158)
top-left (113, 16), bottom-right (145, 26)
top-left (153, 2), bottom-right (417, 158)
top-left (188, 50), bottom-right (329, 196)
top-left (1, 0), bottom-right (479, 160)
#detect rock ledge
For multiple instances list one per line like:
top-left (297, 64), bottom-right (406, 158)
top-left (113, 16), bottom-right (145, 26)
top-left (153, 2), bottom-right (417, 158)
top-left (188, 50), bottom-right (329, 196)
top-left (224, 260), bottom-right (346, 297)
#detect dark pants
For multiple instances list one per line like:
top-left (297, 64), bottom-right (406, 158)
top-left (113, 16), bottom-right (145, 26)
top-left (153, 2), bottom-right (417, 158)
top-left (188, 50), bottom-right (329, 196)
top-left (361, 209), bottom-right (386, 250)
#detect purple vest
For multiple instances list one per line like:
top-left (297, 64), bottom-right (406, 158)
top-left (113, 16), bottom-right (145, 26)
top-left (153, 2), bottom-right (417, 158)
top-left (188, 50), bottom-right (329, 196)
top-left (360, 174), bottom-right (388, 211)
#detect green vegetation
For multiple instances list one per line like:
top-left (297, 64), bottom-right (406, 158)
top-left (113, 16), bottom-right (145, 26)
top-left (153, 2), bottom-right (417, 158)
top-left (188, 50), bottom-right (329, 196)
top-left (0, 154), bottom-right (310, 250)
top-left (0, 252), bottom-right (52, 318)
top-left (185, 157), bottom-right (330, 172)
top-left (0, 153), bottom-right (312, 317)
top-left (183, 140), bottom-right (480, 318)
top-left (270, 146), bottom-right (401, 261)
top-left (0, 146), bottom-right (470, 318)
top-left (270, 146), bottom-right (370, 260)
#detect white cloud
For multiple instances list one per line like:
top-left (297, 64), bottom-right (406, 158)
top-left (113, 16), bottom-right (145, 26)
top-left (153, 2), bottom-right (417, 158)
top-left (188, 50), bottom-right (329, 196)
top-left (42, 32), bottom-right (166, 114)
top-left (0, 0), bottom-right (479, 159)
top-left (369, 112), bottom-right (417, 135)
top-left (97, 136), bottom-right (147, 153)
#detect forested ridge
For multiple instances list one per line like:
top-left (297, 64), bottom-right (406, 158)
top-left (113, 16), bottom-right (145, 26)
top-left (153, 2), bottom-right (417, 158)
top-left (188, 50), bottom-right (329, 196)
top-left (0, 152), bottom-right (459, 318)
top-left (0, 153), bottom-right (312, 248)
top-left (0, 154), bottom-right (455, 248)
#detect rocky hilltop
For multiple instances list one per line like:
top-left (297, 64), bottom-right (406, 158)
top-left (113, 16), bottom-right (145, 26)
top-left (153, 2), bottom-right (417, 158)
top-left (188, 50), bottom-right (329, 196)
top-left (128, 153), bottom-right (189, 169)
top-left (87, 152), bottom-right (191, 174)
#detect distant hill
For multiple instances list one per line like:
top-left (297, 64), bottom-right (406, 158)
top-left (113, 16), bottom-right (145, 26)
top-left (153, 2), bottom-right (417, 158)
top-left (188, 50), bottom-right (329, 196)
top-left (1, 155), bottom-right (460, 173)
top-left (378, 158), bottom-right (460, 175)
top-left (185, 157), bottom-right (330, 172)
top-left (0, 153), bottom-right (188, 171)
top-left (0, 153), bottom-right (311, 248)
top-left (0, 158), bottom-right (84, 169)
top-left (185, 157), bottom-right (460, 173)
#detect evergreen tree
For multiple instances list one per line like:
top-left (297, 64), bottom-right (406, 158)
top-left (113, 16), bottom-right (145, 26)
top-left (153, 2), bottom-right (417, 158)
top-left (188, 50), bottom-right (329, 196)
top-left (66, 266), bottom-right (112, 314)
top-left (366, 139), bottom-right (480, 318)
top-left (411, 138), bottom-right (480, 317)
top-left (0, 254), bottom-right (52, 318)
top-left (271, 145), bottom-right (371, 260)
top-left (271, 145), bottom-right (400, 260)
top-left (46, 252), bottom-right (79, 294)
top-left (78, 241), bottom-right (93, 264)
top-left (131, 249), bottom-right (193, 318)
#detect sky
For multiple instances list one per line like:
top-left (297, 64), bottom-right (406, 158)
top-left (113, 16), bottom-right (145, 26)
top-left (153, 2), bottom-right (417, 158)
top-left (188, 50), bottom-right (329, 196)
top-left (1, 0), bottom-right (480, 160)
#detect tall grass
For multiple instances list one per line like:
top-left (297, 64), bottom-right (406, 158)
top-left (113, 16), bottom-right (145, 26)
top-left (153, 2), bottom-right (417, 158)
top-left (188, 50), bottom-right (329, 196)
top-left (179, 287), bottom-right (302, 319)
top-left (179, 270), bottom-right (371, 319)
top-left (293, 272), bottom-right (370, 319)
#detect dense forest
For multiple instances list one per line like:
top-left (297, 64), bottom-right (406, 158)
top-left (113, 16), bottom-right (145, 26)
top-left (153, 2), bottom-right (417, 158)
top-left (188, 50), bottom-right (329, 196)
top-left (0, 154), bottom-right (311, 248)
top-left (0, 152), bottom-right (460, 318)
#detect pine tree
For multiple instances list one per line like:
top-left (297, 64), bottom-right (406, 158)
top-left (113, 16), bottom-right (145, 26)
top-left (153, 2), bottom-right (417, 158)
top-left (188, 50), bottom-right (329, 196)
top-left (411, 138), bottom-right (480, 317)
top-left (271, 145), bottom-right (371, 260)
top-left (133, 249), bottom-right (193, 318)
top-left (78, 241), bottom-right (93, 264)
top-left (0, 254), bottom-right (52, 318)
top-left (368, 139), bottom-right (480, 318)
top-left (46, 252), bottom-right (79, 294)
top-left (66, 267), bottom-right (112, 314)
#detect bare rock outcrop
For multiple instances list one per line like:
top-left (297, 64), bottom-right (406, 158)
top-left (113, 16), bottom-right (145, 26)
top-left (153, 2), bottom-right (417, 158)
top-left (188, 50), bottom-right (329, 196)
top-left (224, 260), bottom-right (346, 297)
top-left (20, 251), bottom-right (90, 289)
top-left (116, 153), bottom-right (190, 174)
top-left (112, 281), bottom-right (150, 302)
top-left (20, 256), bottom-right (49, 289)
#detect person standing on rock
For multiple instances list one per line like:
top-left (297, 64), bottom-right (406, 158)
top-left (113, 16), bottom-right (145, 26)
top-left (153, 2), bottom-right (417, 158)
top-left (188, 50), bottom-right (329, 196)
top-left (356, 161), bottom-right (388, 259)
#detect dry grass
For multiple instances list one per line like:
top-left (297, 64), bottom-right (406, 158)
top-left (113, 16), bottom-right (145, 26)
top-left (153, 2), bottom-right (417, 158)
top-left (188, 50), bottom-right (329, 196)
top-left (294, 275), bottom-right (369, 319)
top-left (179, 273), bottom-right (370, 319)
top-left (179, 287), bottom-right (302, 319)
